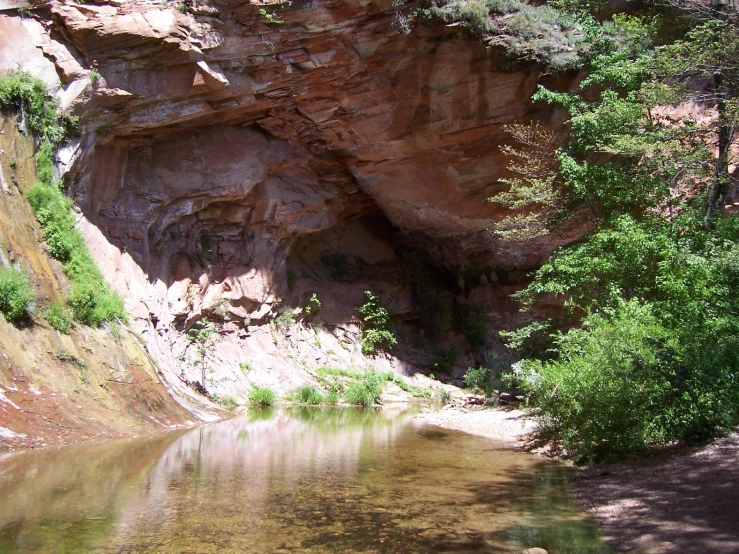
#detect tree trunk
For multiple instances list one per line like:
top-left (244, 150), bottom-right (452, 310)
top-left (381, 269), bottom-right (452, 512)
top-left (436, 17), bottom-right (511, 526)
top-left (705, 73), bottom-right (737, 226)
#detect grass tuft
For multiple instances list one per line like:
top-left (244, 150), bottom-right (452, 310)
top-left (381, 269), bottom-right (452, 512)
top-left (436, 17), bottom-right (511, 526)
top-left (43, 300), bottom-right (71, 333)
top-left (292, 385), bottom-right (324, 405)
top-left (248, 386), bottom-right (276, 406)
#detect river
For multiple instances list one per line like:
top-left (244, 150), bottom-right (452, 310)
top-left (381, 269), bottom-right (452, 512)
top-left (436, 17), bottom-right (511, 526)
top-left (0, 406), bottom-right (609, 553)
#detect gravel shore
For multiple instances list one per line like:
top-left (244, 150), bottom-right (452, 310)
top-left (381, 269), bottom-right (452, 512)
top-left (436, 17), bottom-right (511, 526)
top-left (416, 405), bottom-right (537, 445)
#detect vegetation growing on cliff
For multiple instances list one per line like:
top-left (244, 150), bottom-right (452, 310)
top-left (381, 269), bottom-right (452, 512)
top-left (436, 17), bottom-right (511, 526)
top-left (0, 71), bottom-right (125, 329)
top-left (499, 1), bottom-right (739, 462)
top-left (0, 266), bottom-right (34, 323)
top-left (357, 291), bottom-right (397, 354)
top-left (396, 0), bottom-right (631, 70)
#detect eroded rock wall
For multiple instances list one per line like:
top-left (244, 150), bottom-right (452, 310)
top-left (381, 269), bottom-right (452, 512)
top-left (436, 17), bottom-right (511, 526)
top-left (0, 116), bottom-right (197, 450)
top-left (1, 0), bottom-right (582, 414)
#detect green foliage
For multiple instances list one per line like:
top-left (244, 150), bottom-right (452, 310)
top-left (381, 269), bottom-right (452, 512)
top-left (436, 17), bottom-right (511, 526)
top-left (89, 69), bottom-right (101, 84)
top-left (357, 291), bottom-right (397, 354)
top-left (259, 7), bottom-right (284, 24)
top-left (0, 266), bottom-right (34, 323)
top-left (513, 216), bottom-right (739, 460)
top-left (489, 122), bottom-right (562, 240)
top-left (388, 373), bottom-right (432, 398)
top-left (411, 0), bottom-right (594, 70)
top-left (431, 345), bottom-right (457, 374)
top-left (292, 385), bottom-right (324, 405)
top-left (439, 389), bottom-right (452, 404)
top-left (512, 298), bottom-right (739, 463)
top-left (213, 394), bottom-right (238, 409)
top-left (26, 182), bottom-right (126, 327)
top-left (239, 361), bottom-right (251, 373)
top-left (0, 71), bottom-right (77, 147)
top-left (303, 292), bottom-right (321, 314)
top-left (44, 300), bottom-right (71, 333)
top-left (506, 5), bottom-right (739, 460)
top-left (456, 303), bottom-right (486, 350)
top-left (344, 370), bottom-right (385, 407)
top-left (177, 3), bottom-right (188, 13)
top-left (2, 71), bottom-right (123, 328)
top-left (324, 389), bottom-right (340, 405)
top-left (464, 366), bottom-right (497, 396)
top-left (274, 309), bottom-right (295, 330)
top-left (402, 253), bottom-right (452, 341)
top-left (248, 386), bottom-right (276, 406)
top-left (186, 317), bottom-right (218, 389)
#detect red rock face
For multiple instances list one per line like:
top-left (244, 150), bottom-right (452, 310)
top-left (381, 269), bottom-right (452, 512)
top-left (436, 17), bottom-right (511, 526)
top-left (1, 0), bottom-right (585, 408)
top-left (47, 0), bottom-right (582, 265)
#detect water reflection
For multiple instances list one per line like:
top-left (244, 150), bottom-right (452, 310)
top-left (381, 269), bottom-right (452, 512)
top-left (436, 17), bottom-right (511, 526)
top-left (0, 407), bottom-right (609, 553)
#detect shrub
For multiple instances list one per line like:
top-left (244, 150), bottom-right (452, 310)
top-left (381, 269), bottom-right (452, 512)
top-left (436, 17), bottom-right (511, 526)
top-left (344, 370), bottom-right (384, 406)
top-left (431, 346), bottom-right (457, 373)
top-left (0, 266), bottom-right (34, 323)
top-left (248, 386), bottom-right (276, 406)
top-left (44, 300), bottom-right (71, 333)
top-left (411, 0), bottom-right (591, 70)
top-left (3, 71), bottom-right (122, 329)
top-left (439, 389), bottom-right (452, 404)
top-left (512, 299), bottom-right (739, 463)
top-left (325, 389), bottom-right (340, 405)
top-left (389, 374), bottom-right (432, 398)
top-left (26, 182), bottom-right (126, 327)
top-left (239, 361), bottom-right (251, 373)
top-left (292, 385), bottom-right (324, 405)
top-left (274, 309), bottom-right (295, 330)
top-left (357, 291), bottom-right (397, 354)
top-left (463, 366), bottom-right (496, 396)
top-left (456, 303), bottom-right (487, 350)
top-left (0, 71), bottom-right (76, 145)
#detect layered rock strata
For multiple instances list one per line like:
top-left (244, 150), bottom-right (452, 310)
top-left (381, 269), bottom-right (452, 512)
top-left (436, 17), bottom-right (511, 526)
top-left (0, 0), bottom-right (582, 414)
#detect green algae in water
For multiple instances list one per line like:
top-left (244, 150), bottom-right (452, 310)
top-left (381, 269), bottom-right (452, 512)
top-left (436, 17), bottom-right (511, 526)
top-left (0, 407), bottom-right (609, 553)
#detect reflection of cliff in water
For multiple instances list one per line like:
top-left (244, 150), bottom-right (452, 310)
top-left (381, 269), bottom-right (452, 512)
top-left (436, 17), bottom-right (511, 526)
top-left (0, 407), bottom-right (418, 552)
top-left (0, 407), bottom-right (609, 553)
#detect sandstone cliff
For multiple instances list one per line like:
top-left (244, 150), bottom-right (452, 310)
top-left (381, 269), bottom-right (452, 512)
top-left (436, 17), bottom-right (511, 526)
top-left (0, 0), bottom-right (582, 433)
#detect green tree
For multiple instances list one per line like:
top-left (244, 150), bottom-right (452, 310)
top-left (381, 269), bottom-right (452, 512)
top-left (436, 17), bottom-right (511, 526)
top-left (488, 122), bottom-right (562, 240)
top-left (186, 317), bottom-right (219, 390)
top-left (502, 4), bottom-right (739, 459)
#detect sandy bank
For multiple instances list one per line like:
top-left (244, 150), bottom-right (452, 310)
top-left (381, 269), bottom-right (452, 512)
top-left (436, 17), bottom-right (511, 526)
top-left (416, 405), bottom-right (537, 445)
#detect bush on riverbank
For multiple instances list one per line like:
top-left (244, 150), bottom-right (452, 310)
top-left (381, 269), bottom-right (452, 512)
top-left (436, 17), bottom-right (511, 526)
top-left (292, 385), bottom-right (324, 405)
top-left (248, 386), bottom-right (276, 406)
